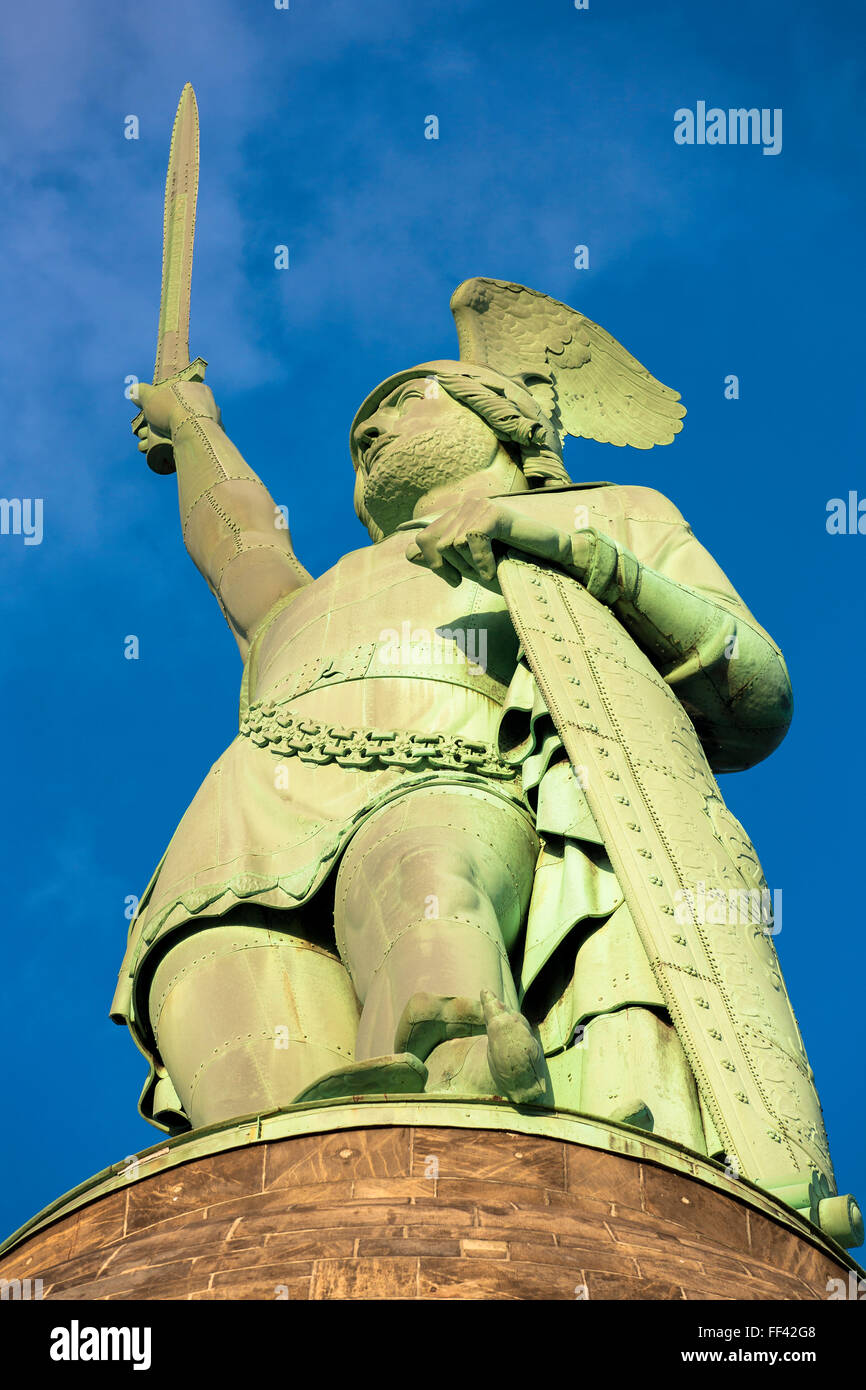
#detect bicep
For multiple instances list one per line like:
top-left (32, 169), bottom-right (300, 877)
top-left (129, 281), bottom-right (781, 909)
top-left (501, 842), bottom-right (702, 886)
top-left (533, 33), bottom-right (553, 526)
top-left (184, 478), bottom-right (312, 655)
top-left (620, 494), bottom-right (792, 767)
top-left (216, 543), bottom-right (312, 659)
top-left (622, 489), bottom-right (757, 623)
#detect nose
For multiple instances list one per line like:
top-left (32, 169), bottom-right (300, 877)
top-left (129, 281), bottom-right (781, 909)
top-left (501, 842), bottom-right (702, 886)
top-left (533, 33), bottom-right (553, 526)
top-left (354, 402), bottom-right (398, 461)
top-left (354, 421), bottom-right (383, 455)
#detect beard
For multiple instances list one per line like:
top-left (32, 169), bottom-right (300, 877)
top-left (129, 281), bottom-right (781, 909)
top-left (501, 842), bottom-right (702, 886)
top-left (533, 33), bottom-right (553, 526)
top-left (361, 414), bottom-right (500, 537)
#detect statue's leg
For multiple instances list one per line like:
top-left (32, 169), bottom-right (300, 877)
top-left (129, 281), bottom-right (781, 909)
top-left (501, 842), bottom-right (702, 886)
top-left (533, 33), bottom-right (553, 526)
top-left (577, 1007), bottom-right (707, 1153)
top-left (538, 901), bottom-right (708, 1151)
top-left (146, 907), bottom-right (360, 1128)
top-left (334, 785), bottom-right (545, 1100)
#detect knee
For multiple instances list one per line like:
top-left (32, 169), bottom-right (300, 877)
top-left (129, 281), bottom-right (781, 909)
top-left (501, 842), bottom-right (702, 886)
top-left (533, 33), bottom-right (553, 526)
top-left (146, 916), bottom-right (358, 1052)
top-left (147, 925), bottom-right (241, 1043)
top-left (393, 836), bottom-right (490, 916)
top-left (340, 803), bottom-right (536, 936)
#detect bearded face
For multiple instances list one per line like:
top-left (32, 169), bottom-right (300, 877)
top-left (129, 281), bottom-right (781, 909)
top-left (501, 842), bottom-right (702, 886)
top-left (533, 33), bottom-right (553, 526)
top-left (352, 378), bottom-right (515, 538)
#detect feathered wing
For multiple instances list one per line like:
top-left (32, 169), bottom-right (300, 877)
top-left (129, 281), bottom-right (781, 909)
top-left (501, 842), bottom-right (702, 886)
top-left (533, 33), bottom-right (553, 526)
top-left (450, 277), bottom-right (686, 449)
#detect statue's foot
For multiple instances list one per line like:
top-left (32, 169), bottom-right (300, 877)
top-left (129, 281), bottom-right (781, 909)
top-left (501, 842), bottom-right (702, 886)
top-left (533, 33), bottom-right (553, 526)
top-left (424, 1035), bottom-right (495, 1096)
top-left (291, 1053), bottom-right (428, 1105)
top-left (394, 991), bottom-right (486, 1062)
top-left (609, 1098), bottom-right (655, 1133)
top-left (481, 989), bottom-right (548, 1106)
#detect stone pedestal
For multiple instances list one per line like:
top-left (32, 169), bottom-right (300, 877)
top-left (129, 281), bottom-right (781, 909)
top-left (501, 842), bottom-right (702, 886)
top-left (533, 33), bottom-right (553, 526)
top-left (0, 1101), bottom-right (857, 1300)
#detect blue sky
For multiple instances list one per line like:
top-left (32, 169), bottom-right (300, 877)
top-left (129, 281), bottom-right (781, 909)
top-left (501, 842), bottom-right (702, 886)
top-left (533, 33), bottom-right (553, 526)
top-left (1, 0), bottom-right (863, 1251)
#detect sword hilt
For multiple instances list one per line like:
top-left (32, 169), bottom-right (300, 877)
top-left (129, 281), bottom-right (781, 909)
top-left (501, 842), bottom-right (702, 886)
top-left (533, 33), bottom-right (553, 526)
top-left (131, 357), bottom-right (208, 475)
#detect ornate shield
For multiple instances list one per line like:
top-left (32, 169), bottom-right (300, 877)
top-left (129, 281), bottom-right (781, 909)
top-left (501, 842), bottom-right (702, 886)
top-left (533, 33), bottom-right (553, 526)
top-left (498, 551), bottom-right (834, 1195)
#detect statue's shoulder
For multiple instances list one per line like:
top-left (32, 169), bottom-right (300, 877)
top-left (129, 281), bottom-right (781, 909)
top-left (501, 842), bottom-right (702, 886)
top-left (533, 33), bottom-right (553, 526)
top-left (334, 533), bottom-right (407, 572)
top-left (532, 480), bottom-right (684, 516)
top-left (510, 482), bottom-right (691, 543)
top-left (528, 481), bottom-right (615, 493)
top-left (610, 484), bottom-right (689, 526)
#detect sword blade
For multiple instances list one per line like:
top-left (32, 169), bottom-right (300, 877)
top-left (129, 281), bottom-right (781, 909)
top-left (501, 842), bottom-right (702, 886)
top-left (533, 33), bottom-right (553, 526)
top-left (153, 82), bottom-right (199, 384)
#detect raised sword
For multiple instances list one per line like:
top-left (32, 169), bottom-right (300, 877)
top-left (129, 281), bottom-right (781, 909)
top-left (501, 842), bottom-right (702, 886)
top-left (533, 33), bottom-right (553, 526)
top-left (131, 82), bottom-right (207, 474)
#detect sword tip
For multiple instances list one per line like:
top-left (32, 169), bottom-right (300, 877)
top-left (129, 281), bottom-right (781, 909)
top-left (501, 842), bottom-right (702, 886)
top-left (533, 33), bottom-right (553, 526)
top-left (178, 82), bottom-right (198, 110)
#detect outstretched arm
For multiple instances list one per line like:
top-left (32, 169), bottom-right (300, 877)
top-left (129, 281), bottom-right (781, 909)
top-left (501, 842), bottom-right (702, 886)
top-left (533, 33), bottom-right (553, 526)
top-left (407, 490), bottom-right (792, 773)
top-left (133, 380), bottom-right (312, 660)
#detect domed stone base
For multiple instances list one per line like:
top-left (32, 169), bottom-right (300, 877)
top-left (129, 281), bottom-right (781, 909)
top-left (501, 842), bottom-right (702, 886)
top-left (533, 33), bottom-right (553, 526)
top-left (0, 1101), bottom-right (857, 1300)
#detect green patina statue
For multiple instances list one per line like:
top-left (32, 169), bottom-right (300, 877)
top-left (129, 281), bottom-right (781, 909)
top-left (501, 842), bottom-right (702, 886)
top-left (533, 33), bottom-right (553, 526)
top-left (111, 87), bottom-right (861, 1249)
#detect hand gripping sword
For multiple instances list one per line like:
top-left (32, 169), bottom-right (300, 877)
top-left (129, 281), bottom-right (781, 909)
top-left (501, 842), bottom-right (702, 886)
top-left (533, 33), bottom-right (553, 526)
top-left (131, 83), bottom-right (207, 474)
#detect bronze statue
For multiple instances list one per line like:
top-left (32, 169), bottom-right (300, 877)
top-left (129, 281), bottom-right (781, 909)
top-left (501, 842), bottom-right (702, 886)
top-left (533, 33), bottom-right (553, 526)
top-left (110, 86), bottom-right (861, 1249)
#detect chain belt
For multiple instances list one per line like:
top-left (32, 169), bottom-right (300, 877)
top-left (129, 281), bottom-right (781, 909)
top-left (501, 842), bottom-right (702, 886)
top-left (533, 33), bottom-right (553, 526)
top-left (240, 701), bottom-right (518, 779)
